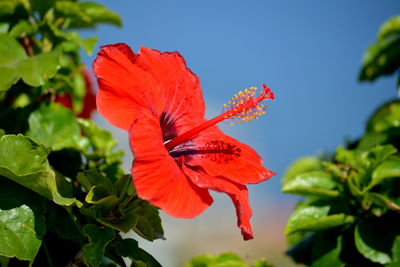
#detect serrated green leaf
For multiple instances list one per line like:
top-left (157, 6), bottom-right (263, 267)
top-left (27, 103), bottom-right (89, 151)
top-left (354, 219), bottom-right (394, 265)
top-left (114, 238), bottom-right (161, 267)
top-left (285, 204), bottom-right (355, 235)
top-left (0, 205), bottom-right (44, 263)
top-left (282, 171), bottom-right (339, 198)
top-left (378, 16), bottom-right (400, 41)
top-left (359, 37), bottom-right (400, 81)
top-left (82, 224), bottom-right (115, 267)
top-left (0, 134), bottom-right (81, 206)
top-left (282, 156), bottom-right (323, 185)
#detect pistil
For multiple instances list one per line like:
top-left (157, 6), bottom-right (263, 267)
top-left (164, 84), bottom-right (274, 151)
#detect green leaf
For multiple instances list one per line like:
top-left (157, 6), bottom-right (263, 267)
top-left (367, 192), bottom-right (400, 211)
top-left (354, 219), bottom-right (395, 265)
top-left (82, 224), bottom-right (115, 267)
top-left (185, 254), bottom-right (215, 267)
top-left (252, 259), bottom-right (273, 267)
top-left (0, 33), bottom-right (27, 91)
top-left (387, 236), bottom-right (400, 266)
top-left (311, 234), bottom-right (343, 267)
top-left (359, 37), bottom-right (400, 81)
top-left (132, 204), bottom-right (164, 241)
top-left (378, 16), bottom-right (400, 41)
top-left (0, 0), bottom-right (20, 17)
top-left (285, 204), bottom-right (355, 235)
top-left (47, 22), bottom-right (98, 54)
top-left (114, 238), bottom-right (161, 267)
top-left (0, 23), bottom-right (9, 34)
top-left (78, 118), bottom-right (123, 164)
top-left (9, 20), bottom-right (35, 38)
top-left (282, 156), bottom-right (323, 185)
top-left (86, 185), bottom-right (120, 209)
top-left (0, 134), bottom-right (81, 206)
top-left (78, 2), bottom-right (122, 27)
top-left (366, 101), bottom-right (400, 133)
top-left (370, 159), bottom-right (400, 188)
top-left (17, 47), bottom-right (61, 86)
top-left (0, 34), bottom-right (62, 90)
top-left (0, 205), bottom-right (44, 263)
top-left (55, 1), bottom-right (91, 23)
top-left (77, 170), bottom-right (114, 193)
top-left (97, 211), bottom-right (139, 233)
top-left (27, 103), bottom-right (89, 151)
top-left (282, 171), bottom-right (339, 198)
top-left (185, 252), bottom-right (248, 267)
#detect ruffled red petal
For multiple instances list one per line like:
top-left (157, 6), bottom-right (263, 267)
top-left (182, 165), bottom-right (254, 240)
top-left (93, 44), bottom-right (163, 130)
top-left (94, 44), bottom-right (205, 131)
top-left (135, 47), bottom-right (205, 120)
top-left (180, 126), bottom-right (275, 185)
top-left (129, 109), bottom-right (213, 218)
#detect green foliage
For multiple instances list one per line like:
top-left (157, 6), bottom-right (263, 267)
top-left (185, 252), bottom-right (273, 267)
top-left (0, 205), bottom-right (44, 263)
top-left (359, 15), bottom-right (400, 94)
top-left (284, 15), bottom-right (400, 266)
top-left (0, 1), bottom-right (164, 266)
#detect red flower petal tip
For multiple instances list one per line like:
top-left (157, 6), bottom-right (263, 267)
top-left (93, 43), bottom-right (276, 240)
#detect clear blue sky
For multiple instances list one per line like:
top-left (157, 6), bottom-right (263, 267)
top-left (82, 1), bottom-right (399, 265)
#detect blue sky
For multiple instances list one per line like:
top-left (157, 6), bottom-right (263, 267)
top-left (82, 1), bottom-right (399, 265)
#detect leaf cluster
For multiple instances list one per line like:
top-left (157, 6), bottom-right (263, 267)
top-left (359, 15), bottom-right (400, 94)
top-left (0, 1), bottom-right (164, 266)
top-left (283, 16), bottom-right (400, 267)
top-left (185, 252), bottom-right (273, 267)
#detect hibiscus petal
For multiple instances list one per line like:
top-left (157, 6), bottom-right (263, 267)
top-left (182, 165), bottom-right (254, 240)
top-left (129, 109), bottom-right (213, 218)
top-left (135, 47), bottom-right (205, 121)
top-left (180, 126), bottom-right (275, 185)
top-left (93, 44), bottom-right (163, 130)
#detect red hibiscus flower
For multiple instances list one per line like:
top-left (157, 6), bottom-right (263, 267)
top-left (55, 68), bottom-right (97, 119)
top-left (93, 44), bottom-right (275, 240)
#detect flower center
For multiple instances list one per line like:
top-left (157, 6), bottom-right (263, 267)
top-left (164, 84), bottom-right (274, 151)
